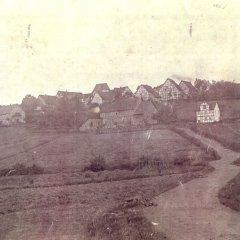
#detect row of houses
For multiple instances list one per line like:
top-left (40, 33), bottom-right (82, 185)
top-left (0, 78), bottom-right (221, 127)
top-left (37, 78), bottom-right (197, 108)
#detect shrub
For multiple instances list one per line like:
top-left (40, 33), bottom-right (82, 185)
top-left (0, 163), bottom-right (44, 176)
top-left (85, 155), bottom-right (106, 172)
top-left (86, 208), bottom-right (167, 240)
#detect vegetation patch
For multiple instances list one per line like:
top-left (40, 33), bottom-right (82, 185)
top-left (0, 163), bottom-right (44, 176)
top-left (190, 122), bottom-right (240, 152)
top-left (171, 127), bottom-right (221, 161)
top-left (86, 206), bottom-right (167, 240)
top-left (218, 172), bottom-right (240, 211)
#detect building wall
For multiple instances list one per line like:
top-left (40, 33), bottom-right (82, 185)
top-left (159, 80), bottom-right (184, 101)
top-left (135, 86), bottom-right (150, 100)
top-left (135, 86), bottom-right (159, 101)
top-left (91, 93), bottom-right (103, 105)
top-left (122, 87), bottom-right (132, 96)
top-left (100, 110), bottom-right (134, 128)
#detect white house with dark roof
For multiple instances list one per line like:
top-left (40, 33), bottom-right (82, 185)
top-left (196, 102), bottom-right (220, 123)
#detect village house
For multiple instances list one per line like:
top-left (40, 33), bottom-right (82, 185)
top-left (100, 97), bottom-right (158, 128)
top-left (133, 101), bottom-right (158, 125)
top-left (81, 94), bottom-right (92, 105)
top-left (38, 95), bottom-right (58, 107)
top-left (92, 83), bottom-right (110, 95)
top-left (158, 78), bottom-right (186, 101)
top-left (179, 80), bottom-right (197, 98)
top-left (100, 98), bottom-right (138, 128)
top-left (0, 105), bottom-right (25, 126)
top-left (91, 91), bottom-right (115, 105)
top-left (113, 86), bottom-right (133, 98)
top-left (196, 102), bottom-right (220, 123)
top-left (135, 85), bottom-right (160, 101)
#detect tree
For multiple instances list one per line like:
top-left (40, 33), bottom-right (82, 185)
top-left (21, 95), bottom-right (39, 123)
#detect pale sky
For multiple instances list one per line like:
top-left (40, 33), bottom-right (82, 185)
top-left (0, 0), bottom-right (240, 104)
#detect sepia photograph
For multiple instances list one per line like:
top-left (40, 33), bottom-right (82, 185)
top-left (0, 0), bottom-right (240, 239)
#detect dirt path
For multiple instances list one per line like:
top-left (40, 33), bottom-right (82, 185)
top-left (144, 129), bottom-right (240, 240)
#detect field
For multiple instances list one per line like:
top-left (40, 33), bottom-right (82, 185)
top-left (190, 121), bottom-right (240, 152)
top-left (0, 126), bottom-right (213, 172)
top-left (0, 126), bottom-right (217, 239)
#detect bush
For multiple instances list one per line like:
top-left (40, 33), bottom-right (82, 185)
top-left (85, 155), bottom-right (106, 172)
top-left (86, 208), bottom-right (167, 240)
top-left (0, 163), bottom-right (44, 176)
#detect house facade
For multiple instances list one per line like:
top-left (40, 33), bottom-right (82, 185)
top-left (91, 91), bottom-right (115, 105)
top-left (100, 98), bottom-right (158, 128)
top-left (135, 85), bottom-right (160, 101)
top-left (196, 102), bottom-right (220, 123)
top-left (0, 105), bottom-right (25, 126)
top-left (158, 79), bottom-right (186, 101)
top-left (113, 87), bottom-right (133, 98)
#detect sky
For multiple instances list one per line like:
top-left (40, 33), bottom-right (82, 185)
top-left (0, 0), bottom-right (240, 104)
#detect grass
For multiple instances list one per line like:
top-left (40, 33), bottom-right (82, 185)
top-left (0, 163), bottom-right (44, 177)
top-left (218, 157), bottom-right (240, 212)
top-left (190, 122), bottom-right (240, 152)
top-left (87, 207), bottom-right (167, 240)
top-left (0, 126), bottom-right (218, 239)
top-left (219, 173), bottom-right (240, 211)
top-left (0, 127), bottom-right (216, 173)
top-left (0, 172), bottom-right (201, 239)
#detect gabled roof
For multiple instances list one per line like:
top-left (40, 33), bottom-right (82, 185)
top-left (164, 78), bottom-right (183, 91)
top-left (197, 101), bottom-right (218, 110)
top-left (83, 93), bottom-right (91, 98)
top-left (134, 101), bottom-right (157, 115)
top-left (92, 83), bottom-right (110, 93)
top-left (38, 95), bottom-right (58, 105)
top-left (100, 97), bottom-right (139, 113)
top-left (57, 91), bottom-right (83, 98)
top-left (113, 86), bottom-right (132, 95)
top-left (137, 84), bottom-right (159, 98)
top-left (0, 104), bottom-right (22, 116)
top-left (95, 91), bottom-right (115, 101)
top-left (179, 81), bottom-right (197, 93)
top-left (153, 84), bottom-right (163, 92)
